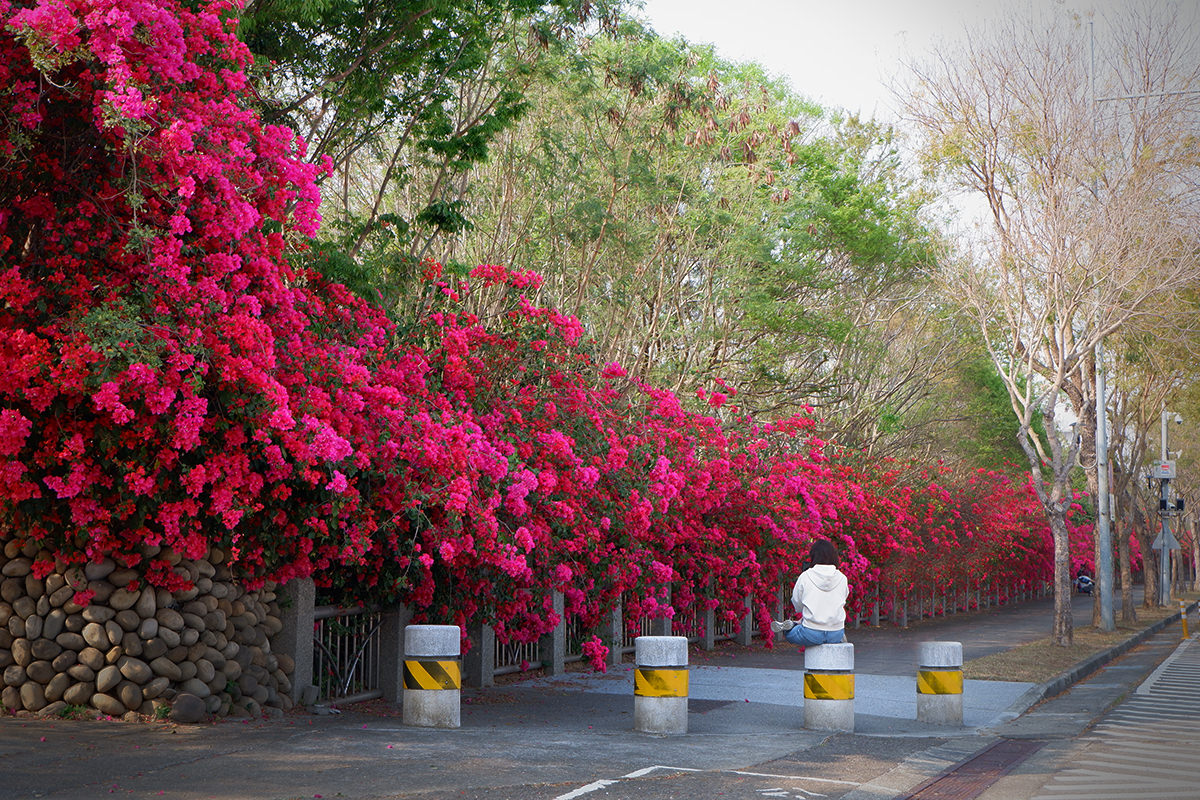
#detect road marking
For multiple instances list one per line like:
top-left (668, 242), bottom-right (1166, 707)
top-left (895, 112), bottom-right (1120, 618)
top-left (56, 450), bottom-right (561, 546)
top-left (552, 765), bottom-right (858, 799)
top-left (553, 779), bottom-right (619, 799)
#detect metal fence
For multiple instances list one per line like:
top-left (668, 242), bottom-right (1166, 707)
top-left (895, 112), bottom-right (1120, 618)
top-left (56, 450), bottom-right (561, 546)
top-left (312, 605), bottom-right (384, 703)
top-left (493, 637), bottom-right (540, 676)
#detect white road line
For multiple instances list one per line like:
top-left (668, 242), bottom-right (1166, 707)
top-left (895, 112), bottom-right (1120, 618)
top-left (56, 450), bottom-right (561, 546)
top-left (552, 778), bottom-right (619, 800)
top-left (552, 764), bottom-right (861, 800)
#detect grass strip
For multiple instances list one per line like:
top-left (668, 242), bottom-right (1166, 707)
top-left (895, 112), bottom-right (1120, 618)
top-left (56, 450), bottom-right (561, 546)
top-left (964, 594), bottom-right (1197, 683)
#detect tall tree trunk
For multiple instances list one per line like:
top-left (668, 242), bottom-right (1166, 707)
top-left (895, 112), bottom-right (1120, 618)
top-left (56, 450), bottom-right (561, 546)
top-left (1116, 514), bottom-right (1135, 623)
top-left (1050, 508), bottom-right (1074, 645)
top-left (1190, 516), bottom-right (1198, 593)
top-left (1133, 504), bottom-right (1158, 609)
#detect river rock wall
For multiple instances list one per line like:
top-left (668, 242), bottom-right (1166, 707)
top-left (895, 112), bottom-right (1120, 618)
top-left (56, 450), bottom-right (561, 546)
top-left (0, 540), bottom-right (294, 721)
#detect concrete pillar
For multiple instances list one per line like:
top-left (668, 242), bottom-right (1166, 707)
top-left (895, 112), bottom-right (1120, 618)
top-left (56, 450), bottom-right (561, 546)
top-left (462, 620), bottom-right (495, 688)
top-left (803, 642), bottom-right (854, 732)
top-left (276, 577), bottom-right (315, 705)
top-left (916, 641), bottom-right (963, 725)
top-left (606, 602), bottom-right (624, 667)
top-left (869, 587), bottom-right (879, 627)
top-left (378, 605), bottom-right (414, 703)
top-left (646, 585), bottom-right (672, 637)
top-left (736, 595), bottom-right (753, 645)
top-left (634, 636), bottom-right (688, 735)
top-left (539, 591), bottom-right (565, 675)
top-left (702, 605), bottom-right (716, 650)
top-left (402, 625), bottom-right (460, 728)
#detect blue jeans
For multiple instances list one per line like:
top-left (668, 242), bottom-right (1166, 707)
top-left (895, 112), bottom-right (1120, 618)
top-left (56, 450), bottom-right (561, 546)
top-left (785, 624), bottom-right (845, 647)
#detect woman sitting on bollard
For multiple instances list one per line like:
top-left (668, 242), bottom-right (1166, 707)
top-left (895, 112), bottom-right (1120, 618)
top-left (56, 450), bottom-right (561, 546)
top-left (771, 539), bottom-right (850, 647)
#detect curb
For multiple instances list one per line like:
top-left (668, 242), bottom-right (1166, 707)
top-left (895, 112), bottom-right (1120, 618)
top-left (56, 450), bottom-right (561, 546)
top-left (1003, 600), bottom-right (1197, 718)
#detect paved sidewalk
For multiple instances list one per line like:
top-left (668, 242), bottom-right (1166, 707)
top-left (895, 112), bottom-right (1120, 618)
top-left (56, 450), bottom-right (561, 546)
top-left (972, 634), bottom-right (1200, 800)
top-left (0, 594), bottom-right (1190, 800)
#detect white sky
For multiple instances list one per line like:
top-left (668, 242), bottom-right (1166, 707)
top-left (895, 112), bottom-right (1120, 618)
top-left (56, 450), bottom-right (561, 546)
top-left (636, 0), bottom-right (1180, 120)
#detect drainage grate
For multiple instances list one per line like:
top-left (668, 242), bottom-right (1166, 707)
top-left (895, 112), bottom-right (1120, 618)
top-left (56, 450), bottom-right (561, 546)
top-left (900, 739), bottom-right (1047, 800)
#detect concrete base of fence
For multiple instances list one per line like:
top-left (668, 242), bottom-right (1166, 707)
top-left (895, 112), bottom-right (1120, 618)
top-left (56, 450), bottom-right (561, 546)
top-left (803, 643), bottom-right (854, 732)
top-left (276, 577), bottom-right (316, 705)
top-left (403, 625), bottom-right (461, 728)
top-left (917, 641), bottom-right (963, 725)
top-left (634, 636), bottom-right (688, 735)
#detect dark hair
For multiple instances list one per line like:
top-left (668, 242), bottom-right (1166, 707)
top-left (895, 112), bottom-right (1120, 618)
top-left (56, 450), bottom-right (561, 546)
top-left (809, 539), bottom-right (839, 566)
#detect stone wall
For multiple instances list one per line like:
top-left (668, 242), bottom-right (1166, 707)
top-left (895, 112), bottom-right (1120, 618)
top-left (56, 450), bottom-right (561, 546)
top-left (0, 540), bottom-right (294, 722)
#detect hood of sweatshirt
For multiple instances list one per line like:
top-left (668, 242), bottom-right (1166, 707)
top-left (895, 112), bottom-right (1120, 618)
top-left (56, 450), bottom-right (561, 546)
top-left (807, 564), bottom-right (842, 590)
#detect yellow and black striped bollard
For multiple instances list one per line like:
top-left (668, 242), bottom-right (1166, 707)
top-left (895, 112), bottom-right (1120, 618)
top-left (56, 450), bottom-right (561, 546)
top-left (402, 625), bottom-right (461, 728)
top-left (803, 642), bottom-right (854, 732)
top-left (634, 636), bottom-right (688, 734)
top-left (917, 641), bottom-right (963, 725)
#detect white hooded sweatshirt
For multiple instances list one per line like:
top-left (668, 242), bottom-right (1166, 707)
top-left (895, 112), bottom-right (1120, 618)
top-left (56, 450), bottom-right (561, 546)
top-left (790, 564), bottom-right (849, 631)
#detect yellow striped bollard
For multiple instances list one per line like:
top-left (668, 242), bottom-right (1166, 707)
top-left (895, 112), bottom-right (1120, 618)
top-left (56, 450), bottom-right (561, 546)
top-left (402, 624), bottom-right (461, 728)
top-left (1181, 600), bottom-right (1190, 640)
top-left (803, 642), bottom-right (854, 732)
top-left (917, 641), bottom-right (963, 725)
top-left (634, 636), bottom-right (689, 735)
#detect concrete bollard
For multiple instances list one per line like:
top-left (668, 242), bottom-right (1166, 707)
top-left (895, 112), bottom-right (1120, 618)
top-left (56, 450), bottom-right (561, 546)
top-left (916, 641), bottom-right (963, 725)
top-left (634, 636), bottom-right (688, 735)
top-left (803, 642), bottom-right (854, 732)
top-left (403, 625), bottom-right (461, 728)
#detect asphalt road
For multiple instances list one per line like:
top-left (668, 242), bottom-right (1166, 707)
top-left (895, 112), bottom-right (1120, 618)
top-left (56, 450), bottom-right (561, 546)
top-left (0, 590), bottom-right (1184, 800)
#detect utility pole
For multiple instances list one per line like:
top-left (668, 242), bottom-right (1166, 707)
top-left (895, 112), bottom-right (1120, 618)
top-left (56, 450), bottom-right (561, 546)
top-left (1088, 20), bottom-right (1199, 619)
top-left (1089, 22), bottom-right (1115, 631)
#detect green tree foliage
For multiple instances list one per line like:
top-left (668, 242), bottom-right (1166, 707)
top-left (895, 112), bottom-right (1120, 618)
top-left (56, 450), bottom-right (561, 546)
top-left (940, 354), bottom-right (1050, 472)
top-left (442, 17), bottom-right (954, 458)
top-left (238, 0), bottom-right (624, 283)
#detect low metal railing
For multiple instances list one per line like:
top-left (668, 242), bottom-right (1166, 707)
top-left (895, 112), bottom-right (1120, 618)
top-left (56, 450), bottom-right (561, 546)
top-left (312, 605), bottom-right (383, 703)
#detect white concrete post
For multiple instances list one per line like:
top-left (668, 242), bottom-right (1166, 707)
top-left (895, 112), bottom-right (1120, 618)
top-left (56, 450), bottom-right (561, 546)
top-left (379, 605), bottom-right (413, 703)
top-left (702, 605), bottom-right (716, 650)
top-left (649, 586), bottom-right (673, 636)
top-left (402, 625), bottom-right (460, 728)
top-left (735, 595), bottom-right (753, 645)
top-left (276, 577), bottom-right (315, 705)
top-left (803, 643), bottom-right (854, 732)
top-left (462, 620), bottom-right (495, 688)
top-left (633, 636), bottom-right (688, 735)
top-left (606, 602), bottom-right (624, 667)
top-left (539, 591), bottom-right (565, 675)
top-left (916, 641), bottom-right (963, 725)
